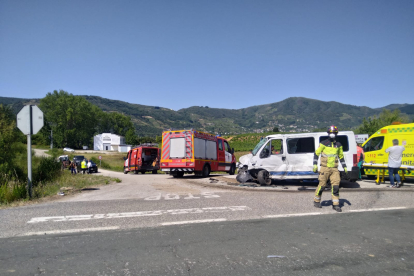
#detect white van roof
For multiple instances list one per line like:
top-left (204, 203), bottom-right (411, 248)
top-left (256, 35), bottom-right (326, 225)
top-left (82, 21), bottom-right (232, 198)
top-left (265, 131), bottom-right (356, 140)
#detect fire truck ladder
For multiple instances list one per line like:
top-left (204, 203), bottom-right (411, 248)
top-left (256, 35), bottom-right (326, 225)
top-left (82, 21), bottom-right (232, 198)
top-left (185, 132), bottom-right (192, 159)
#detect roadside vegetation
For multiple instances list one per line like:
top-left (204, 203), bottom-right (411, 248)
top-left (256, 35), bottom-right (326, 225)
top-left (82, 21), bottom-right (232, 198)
top-left (55, 151), bottom-right (127, 173)
top-left (354, 109), bottom-right (411, 136)
top-left (0, 104), bottom-right (121, 207)
top-left (226, 132), bottom-right (282, 152)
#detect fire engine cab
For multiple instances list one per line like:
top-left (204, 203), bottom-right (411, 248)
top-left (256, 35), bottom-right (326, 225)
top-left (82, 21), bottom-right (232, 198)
top-left (124, 144), bottom-right (160, 174)
top-left (161, 129), bottom-right (236, 178)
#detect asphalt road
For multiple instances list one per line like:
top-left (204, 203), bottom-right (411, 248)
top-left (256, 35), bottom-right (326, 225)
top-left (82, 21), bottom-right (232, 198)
top-left (1, 209), bottom-right (413, 275)
top-left (1, 168), bottom-right (414, 275)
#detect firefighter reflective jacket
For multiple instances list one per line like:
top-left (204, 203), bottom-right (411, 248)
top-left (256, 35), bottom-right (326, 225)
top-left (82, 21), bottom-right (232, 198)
top-left (356, 145), bottom-right (365, 163)
top-left (314, 139), bottom-right (347, 169)
top-left (81, 160), bottom-right (87, 169)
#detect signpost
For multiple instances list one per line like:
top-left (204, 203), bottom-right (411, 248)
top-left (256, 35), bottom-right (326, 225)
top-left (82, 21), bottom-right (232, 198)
top-left (17, 105), bottom-right (44, 198)
top-left (99, 155), bottom-right (102, 167)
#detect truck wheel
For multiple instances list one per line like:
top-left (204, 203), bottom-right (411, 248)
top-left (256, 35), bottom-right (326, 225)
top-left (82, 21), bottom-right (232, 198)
top-left (141, 171), bottom-right (145, 174)
top-left (202, 165), bottom-right (210, 178)
top-left (124, 168), bottom-right (128, 174)
top-left (152, 170), bottom-right (158, 174)
top-left (257, 170), bottom-right (271, 185)
top-left (173, 171), bottom-right (184, 178)
top-left (229, 164), bottom-right (236, 175)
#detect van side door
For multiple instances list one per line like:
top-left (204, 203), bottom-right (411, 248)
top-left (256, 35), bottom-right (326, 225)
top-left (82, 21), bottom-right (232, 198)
top-left (285, 137), bottom-right (315, 178)
top-left (257, 139), bottom-right (287, 179)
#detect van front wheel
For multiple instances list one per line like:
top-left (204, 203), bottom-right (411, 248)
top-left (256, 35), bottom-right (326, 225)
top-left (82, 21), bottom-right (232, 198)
top-left (257, 170), bottom-right (271, 185)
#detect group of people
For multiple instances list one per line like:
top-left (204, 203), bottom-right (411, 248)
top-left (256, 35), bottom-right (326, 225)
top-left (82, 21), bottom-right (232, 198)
top-left (70, 159), bottom-right (94, 174)
top-left (313, 125), bottom-right (406, 213)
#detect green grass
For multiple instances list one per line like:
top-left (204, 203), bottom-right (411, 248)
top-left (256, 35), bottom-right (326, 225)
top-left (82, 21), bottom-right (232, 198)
top-left (0, 170), bottom-right (119, 207)
top-left (0, 143), bottom-right (122, 207)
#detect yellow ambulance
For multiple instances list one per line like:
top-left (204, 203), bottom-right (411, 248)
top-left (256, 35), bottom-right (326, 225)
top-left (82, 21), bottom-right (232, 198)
top-left (362, 122), bottom-right (414, 179)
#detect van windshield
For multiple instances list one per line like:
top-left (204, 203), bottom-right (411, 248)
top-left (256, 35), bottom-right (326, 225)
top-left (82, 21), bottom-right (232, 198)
top-left (252, 138), bottom-right (267, 156)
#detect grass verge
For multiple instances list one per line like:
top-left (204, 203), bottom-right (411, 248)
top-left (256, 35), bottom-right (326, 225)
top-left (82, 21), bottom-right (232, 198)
top-left (0, 170), bottom-right (120, 209)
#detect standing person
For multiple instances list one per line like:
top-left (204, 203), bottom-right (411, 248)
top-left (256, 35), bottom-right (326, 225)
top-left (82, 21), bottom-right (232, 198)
top-left (385, 139), bottom-right (405, 188)
top-left (81, 159), bottom-right (87, 174)
top-left (356, 143), bottom-right (365, 180)
top-left (70, 162), bottom-right (77, 175)
top-left (313, 126), bottom-right (348, 212)
top-left (87, 159), bottom-right (92, 174)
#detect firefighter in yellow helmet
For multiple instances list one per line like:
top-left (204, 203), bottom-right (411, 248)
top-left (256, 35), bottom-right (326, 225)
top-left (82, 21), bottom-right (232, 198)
top-left (313, 126), bottom-right (348, 212)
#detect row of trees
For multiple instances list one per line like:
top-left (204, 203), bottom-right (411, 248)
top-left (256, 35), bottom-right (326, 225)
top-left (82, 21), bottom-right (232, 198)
top-left (354, 109), bottom-right (411, 136)
top-left (39, 90), bottom-right (136, 149)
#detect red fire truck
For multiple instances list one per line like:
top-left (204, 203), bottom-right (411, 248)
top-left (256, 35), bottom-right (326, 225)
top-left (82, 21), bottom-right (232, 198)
top-left (123, 144), bottom-right (160, 174)
top-left (161, 129), bottom-right (236, 178)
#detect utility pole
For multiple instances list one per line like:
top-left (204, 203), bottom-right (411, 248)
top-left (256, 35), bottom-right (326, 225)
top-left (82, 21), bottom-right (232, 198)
top-left (50, 129), bottom-right (53, 149)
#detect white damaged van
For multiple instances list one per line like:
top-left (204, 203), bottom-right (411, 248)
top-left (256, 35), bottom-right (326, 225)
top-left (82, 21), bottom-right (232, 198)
top-left (237, 131), bottom-right (360, 185)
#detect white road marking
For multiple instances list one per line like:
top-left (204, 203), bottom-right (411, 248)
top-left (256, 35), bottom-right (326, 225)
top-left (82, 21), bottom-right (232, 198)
top-left (264, 212), bottom-right (324, 218)
top-left (161, 218), bottom-right (227, 226)
top-left (144, 192), bottom-right (220, 201)
top-left (264, 207), bottom-right (408, 218)
top-left (22, 226), bottom-right (120, 236)
top-left (349, 207), bottom-right (407, 212)
top-left (27, 206), bottom-right (250, 223)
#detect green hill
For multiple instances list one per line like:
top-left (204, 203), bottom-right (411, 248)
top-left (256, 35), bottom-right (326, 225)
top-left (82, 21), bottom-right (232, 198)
top-left (1, 95), bottom-right (412, 136)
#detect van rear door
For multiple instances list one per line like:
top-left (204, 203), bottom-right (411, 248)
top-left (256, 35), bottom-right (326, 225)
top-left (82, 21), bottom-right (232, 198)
top-left (319, 135), bottom-right (353, 170)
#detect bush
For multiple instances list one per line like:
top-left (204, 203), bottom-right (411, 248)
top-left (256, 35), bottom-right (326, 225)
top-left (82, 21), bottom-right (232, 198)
top-left (0, 179), bottom-right (27, 204)
top-left (33, 157), bottom-right (62, 186)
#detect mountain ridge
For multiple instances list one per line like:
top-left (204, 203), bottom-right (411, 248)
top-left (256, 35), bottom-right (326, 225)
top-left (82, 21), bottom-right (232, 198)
top-left (1, 96), bottom-right (413, 136)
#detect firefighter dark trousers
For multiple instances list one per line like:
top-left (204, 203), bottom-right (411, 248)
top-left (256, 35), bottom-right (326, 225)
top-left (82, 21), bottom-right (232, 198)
top-left (314, 166), bottom-right (340, 206)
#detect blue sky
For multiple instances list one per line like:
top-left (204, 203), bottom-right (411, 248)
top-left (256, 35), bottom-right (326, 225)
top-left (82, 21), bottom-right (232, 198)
top-left (1, 0), bottom-right (413, 110)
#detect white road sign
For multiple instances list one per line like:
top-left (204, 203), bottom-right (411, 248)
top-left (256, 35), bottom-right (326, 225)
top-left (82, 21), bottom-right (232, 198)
top-left (355, 134), bottom-right (369, 144)
top-left (17, 105), bottom-right (44, 135)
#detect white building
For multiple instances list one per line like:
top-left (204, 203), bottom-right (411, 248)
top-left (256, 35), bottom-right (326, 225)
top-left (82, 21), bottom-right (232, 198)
top-left (93, 133), bottom-right (132, 152)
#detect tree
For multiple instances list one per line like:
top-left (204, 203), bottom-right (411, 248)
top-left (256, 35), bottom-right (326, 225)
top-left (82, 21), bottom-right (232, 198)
top-left (355, 109), bottom-right (410, 136)
top-left (125, 128), bottom-right (138, 145)
top-left (0, 104), bottom-right (19, 179)
top-left (272, 127), bottom-right (279, 132)
top-left (39, 90), bottom-right (101, 149)
top-left (97, 111), bottom-right (135, 144)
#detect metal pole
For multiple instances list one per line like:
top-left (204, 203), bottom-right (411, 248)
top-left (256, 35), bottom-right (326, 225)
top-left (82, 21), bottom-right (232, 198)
top-left (50, 129), bottom-right (53, 149)
top-left (27, 134), bottom-right (32, 198)
top-left (28, 105), bottom-right (33, 198)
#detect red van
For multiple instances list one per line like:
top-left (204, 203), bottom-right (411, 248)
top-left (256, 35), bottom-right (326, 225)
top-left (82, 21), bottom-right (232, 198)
top-left (123, 144), bottom-right (160, 174)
